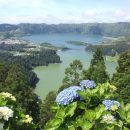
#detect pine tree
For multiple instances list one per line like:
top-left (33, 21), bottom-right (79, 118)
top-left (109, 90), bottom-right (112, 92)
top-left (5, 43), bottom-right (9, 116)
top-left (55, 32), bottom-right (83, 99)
top-left (58, 60), bottom-right (83, 92)
top-left (83, 48), bottom-right (109, 83)
top-left (112, 50), bottom-right (130, 103)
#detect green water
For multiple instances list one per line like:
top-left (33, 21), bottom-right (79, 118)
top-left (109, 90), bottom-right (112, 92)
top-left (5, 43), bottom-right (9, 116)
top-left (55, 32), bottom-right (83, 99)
top-left (23, 34), bottom-right (118, 99)
top-left (34, 50), bottom-right (117, 99)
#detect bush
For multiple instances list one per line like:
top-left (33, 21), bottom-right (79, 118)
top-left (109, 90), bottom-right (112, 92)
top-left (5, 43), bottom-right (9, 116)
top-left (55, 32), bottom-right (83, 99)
top-left (0, 92), bottom-right (37, 130)
top-left (45, 80), bottom-right (130, 130)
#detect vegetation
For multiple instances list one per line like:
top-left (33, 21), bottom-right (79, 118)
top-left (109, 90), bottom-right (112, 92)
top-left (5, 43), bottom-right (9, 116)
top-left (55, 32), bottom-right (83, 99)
top-left (0, 92), bottom-right (37, 130)
top-left (0, 41), bottom-right (61, 130)
top-left (40, 49), bottom-right (109, 129)
top-left (0, 24), bottom-right (17, 32)
top-left (40, 91), bottom-right (57, 129)
top-left (0, 38), bottom-right (130, 130)
top-left (105, 55), bottom-right (119, 62)
top-left (112, 50), bottom-right (130, 103)
top-left (0, 62), bottom-right (41, 124)
top-left (0, 43), bottom-right (32, 52)
top-left (83, 48), bottom-right (109, 83)
top-left (0, 33), bottom-right (61, 130)
top-left (86, 37), bottom-right (130, 56)
top-left (0, 49), bottom-right (61, 69)
top-left (43, 48), bottom-right (130, 130)
top-left (40, 42), bottom-right (70, 51)
top-left (86, 43), bottom-right (130, 56)
top-left (1, 22), bottom-right (130, 37)
top-left (40, 42), bottom-right (59, 50)
top-left (45, 81), bottom-right (130, 130)
top-left (40, 60), bottom-right (83, 129)
top-left (0, 32), bottom-right (13, 39)
top-left (66, 41), bottom-right (87, 46)
top-left (59, 60), bottom-right (83, 92)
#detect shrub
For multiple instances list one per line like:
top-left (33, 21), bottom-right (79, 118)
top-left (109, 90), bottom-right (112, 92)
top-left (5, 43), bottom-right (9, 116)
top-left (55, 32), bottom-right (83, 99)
top-left (45, 80), bottom-right (130, 130)
top-left (0, 92), bottom-right (37, 130)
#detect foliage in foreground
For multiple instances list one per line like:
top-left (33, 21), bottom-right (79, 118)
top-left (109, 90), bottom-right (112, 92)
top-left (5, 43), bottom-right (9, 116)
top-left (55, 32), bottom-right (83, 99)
top-left (0, 92), bottom-right (37, 130)
top-left (40, 91), bottom-right (57, 128)
top-left (45, 81), bottom-right (130, 130)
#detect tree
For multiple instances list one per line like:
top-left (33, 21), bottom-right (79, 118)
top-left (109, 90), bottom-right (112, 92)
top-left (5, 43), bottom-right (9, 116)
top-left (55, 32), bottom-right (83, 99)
top-left (0, 62), bottom-right (9, 91)
top-left (112, 50), bottom-right (130, 103)
top-left (83, 48), bottom-right (109, 83)
top-left (40, 91), bottom-right (57, 129)
top-left (58, 60), bottom-right (83, 92)
top-left (0, 63), bottom-right (41, 124)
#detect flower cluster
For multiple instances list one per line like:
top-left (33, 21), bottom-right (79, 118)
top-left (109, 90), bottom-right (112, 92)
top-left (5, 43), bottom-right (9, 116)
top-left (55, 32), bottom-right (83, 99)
top-left (102, 100), bottom-right (120, 111)
top-left (0, 107), bottom-right (13, 121)
top-left (56, 86), bottom-right (83, 105)
top-left (102, 114), bottom-right (116, 124)
top-left (0, 92), bottom-right (16, 101)
top-left (79, 80), bottom-right (96, 89)
top-left (22, 115), bottom-right (33, 124)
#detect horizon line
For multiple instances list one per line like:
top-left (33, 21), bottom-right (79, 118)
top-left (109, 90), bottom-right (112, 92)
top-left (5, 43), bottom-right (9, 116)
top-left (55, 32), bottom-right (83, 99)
top-left (0, 21), bottom-right (130, 25)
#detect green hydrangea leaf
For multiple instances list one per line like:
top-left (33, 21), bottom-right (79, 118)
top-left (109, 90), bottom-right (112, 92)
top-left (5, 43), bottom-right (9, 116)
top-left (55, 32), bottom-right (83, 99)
top-left (56, 108), bottom-right (65, 119)
top-left (45, 118), bottom-right (62, 130)
top-left (81, 120), bottom-right (92, 130)
top-left (68, 125), bottom-right (75, 130)
top-left (125, 103), bottom-right (130, 112)
top-left (77, 90), bottom-right (88, 99)
top-left (84, 109), bottom-right (96, 122)
top-left (65, 102), bottom-right (77, 117)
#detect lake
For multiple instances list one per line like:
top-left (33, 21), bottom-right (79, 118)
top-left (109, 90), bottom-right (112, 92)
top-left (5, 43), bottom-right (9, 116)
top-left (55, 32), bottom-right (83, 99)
top-left (23, 33), bottom-right (117, 99)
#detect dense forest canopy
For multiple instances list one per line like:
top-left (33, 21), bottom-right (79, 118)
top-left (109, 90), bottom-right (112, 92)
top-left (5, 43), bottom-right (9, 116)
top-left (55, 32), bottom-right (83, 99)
top-left (1, 22), bottom-right (130, 36)
top-left (0, 61), bottom-right (41, 125)
top-left (0, 49), bottom-right (61, 70)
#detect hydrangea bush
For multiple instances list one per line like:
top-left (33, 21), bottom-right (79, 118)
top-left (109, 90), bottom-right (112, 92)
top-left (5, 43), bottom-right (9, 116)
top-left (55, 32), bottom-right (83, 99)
top-left (45, 80), bottom-right (130, 130)
top-left (0, 92), bottom-right (36, 130)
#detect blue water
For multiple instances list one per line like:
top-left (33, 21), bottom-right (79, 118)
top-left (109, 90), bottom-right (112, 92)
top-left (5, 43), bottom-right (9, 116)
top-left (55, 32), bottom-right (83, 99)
top-left (23, 33), bottom-right (104, 49)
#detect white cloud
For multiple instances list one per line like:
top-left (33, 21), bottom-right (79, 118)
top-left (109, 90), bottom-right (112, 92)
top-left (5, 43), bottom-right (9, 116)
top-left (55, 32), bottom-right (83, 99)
top-left (84, 10), bottom-right (96, 17)
top-left (0, 0), bottom-right (130, 23)
top-left (114, 10), bottom-right (126, 17)
top-left (113, 10), bottom-right (130, 22)
top-left (1, 12), bottom-right (130, 24)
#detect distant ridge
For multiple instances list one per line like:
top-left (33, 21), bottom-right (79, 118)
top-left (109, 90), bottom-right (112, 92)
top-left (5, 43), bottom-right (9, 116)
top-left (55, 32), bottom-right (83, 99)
top-left (0, 22), bottom-right (130, 36)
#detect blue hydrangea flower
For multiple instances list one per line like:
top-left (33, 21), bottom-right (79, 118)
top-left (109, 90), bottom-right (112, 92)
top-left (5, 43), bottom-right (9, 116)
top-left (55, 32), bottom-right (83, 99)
top-left (102, 100), bottom-right (120, 110)
top-left (56, 86), bottom-right (83, 105)
top-left (79, 80), bottom-right (96, 89)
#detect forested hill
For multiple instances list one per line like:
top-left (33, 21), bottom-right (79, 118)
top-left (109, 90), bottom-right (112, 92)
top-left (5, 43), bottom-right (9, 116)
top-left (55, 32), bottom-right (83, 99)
top-left (1, 22), bottom-right (130, 36)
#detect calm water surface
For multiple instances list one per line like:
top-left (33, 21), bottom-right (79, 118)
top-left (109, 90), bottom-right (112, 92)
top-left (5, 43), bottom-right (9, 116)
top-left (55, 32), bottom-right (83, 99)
top-left (23, 34), bottom-right (117, 99)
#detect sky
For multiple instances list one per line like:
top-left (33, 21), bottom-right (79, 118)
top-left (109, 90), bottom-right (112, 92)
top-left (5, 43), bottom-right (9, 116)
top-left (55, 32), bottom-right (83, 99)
top-left (0, 0), bottom-right (130, 24)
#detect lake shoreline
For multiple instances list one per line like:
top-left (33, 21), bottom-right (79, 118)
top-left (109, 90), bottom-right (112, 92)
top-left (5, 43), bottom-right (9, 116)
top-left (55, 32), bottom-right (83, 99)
top-left (22, 34), bottom-right (117, 99)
